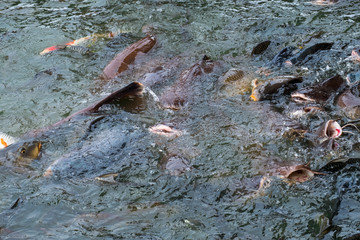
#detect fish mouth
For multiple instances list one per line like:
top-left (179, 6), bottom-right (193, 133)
top-left (291, 92), bottom-right (316, 103)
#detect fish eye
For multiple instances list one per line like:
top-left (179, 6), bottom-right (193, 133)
top-left (20, 148), bottom-right (26, 154)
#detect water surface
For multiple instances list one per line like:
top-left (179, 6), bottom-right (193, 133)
top-left (1, 0), bottom-right (360, 239)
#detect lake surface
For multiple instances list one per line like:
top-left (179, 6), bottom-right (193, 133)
top-left (1, 0), bottom-right (360, 239)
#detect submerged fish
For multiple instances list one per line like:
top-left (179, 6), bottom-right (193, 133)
top-left (64, 45), bottom-right (93, 55)
top-left (1, 82), bottom-right (144, 171)
top-left (291, 75), bottom-right (347, 104)
top-left (0, 140), bottom-right (42, 166)
top-left (270, 46), bottom-right (297, 67)
top-left (251, 40), bottom-right (271, 56)
top-left (336, 83), bottom-right (360, 118)
top-left (285, 42), bottom-right (333, 66)
top-left (159, 55), bottom-right (222, 110)
top-left (38, 82), bottom-right (145, 178)
top-left (250, 75), bottom-right (303, 101)
top-left (39, 31), bottom-right (122, 55)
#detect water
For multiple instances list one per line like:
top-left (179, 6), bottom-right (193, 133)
top-left (1, 0), bottom-right (360, 239)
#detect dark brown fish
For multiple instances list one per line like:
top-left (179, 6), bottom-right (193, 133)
top-left (250, 75), bottom-right (303, 101)
top-left (277, 164), bottom-right (324, 183)
top-left (291, 75), bottom-right (347, 104)
top-left (251, 40), bottom-right (271, 56)
top-left (159, 55), bottom-right (221, 110)
top-left (285, 42), bottom-right (333, 66)
top-left (100, 35), bottom-right (156, 80)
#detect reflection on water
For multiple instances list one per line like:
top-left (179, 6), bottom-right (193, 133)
top-left (1, 0), bottom-right (360, 239)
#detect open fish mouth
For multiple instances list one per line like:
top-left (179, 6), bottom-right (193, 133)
top-left (290, 92), bottom-right (317, 103)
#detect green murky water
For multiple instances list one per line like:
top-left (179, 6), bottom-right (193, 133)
top-left (1, 0), bottom-right (360, 239)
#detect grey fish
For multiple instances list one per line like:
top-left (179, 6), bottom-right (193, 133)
top-left (285, 42), bottom-right (333, 66)
top-left (65, 45), bottom-right (94, 55)
top-left (270, 46), bottom-right (297, 67)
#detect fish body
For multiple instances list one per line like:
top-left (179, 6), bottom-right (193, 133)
top-left (100, 35), bottom-right (156, 80)
top-left (251, 40), bottom-right (271, 56)
top-left (291, 75), bottom-right (347, 104)
top-left (250, 75), bottom-right (303, 101)
top-left (285, 42), bottom-right (333, 66)
top-left (43, 123), bottom-right (146, 179)
top-left (159, 55), bottom-right (222, 109)
top-left (65, 45), bottom-right (93, 55)
top-left (1, 82), bottom-right (143, 171)
top-left (0, 140), bottom-right (42, 166)
top-left (39, 31), bottom-right (122, 55)
top-left (270, 46), bottom-right (297, 67)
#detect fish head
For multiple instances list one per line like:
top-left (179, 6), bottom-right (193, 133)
top-left (3, 141), bottom-right (42, 166)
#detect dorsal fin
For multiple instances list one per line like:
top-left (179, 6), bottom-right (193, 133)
top-left (53, 82), bottom-right (144, 127)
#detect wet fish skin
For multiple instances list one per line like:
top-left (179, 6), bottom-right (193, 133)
top-left (159, 55), bottom-right (222, 110)
top-left (65, 45), bottom-right (94, 55)
top-left (251, 40), bottom-right (271, 56)
top-left (291, 75), bottom-right (347, 104)
top-left (100, 34), bottom-right (156, 80)
top-left (45, 82), bottom-right (144, 130)
top-left (250, 75), bottom-right (303, 101)
top-left (319, 158), bottom-right (360, 173)
top-left (0, 141), bottom-right (42, 166)
top-left (285, 42), bottom-right (333, 66)
top-left (270, 46), bottom-right (297, 67)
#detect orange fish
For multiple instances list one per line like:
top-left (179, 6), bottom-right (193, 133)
top-left (39, 31), bottom-right (119, 55)
top-left (0, 133), bottom-right (17, 149)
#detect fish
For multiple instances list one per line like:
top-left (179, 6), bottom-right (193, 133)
top-left (0, 140), bottom-right (42, 166)
top-left (0, 133), bottom-right (18, 149)
top-left (64, 45), bottom-right (94, 55)
top-left (270, 46), bottom-right (297, 67)
top-left (285, 42), bottom-right (333, 66)
top-left (336, 83), bottom-right (360, 119)
top-left (159, 55), bottom-right (222, 110)
top-left (250, 75), bottom-right (303, 101)
top-left (158, 154), bottom-right (191, 176)
top-left (38, 82), bottom-right (145, 177)
top-left (251, 40), bottom-right (271, 56)
top-left (312, 120), bottom-right (342, 149)
top-left (277, 164), bottom-right (325, 183)
top-left (291, 75), bottom-right (347, 104)
top-left (39, 31), bottom-right (121, 55)
top-left (95, 173), bottom-right (119, 183)
top-left (47, 82), bottom-right (144, 129)
top-left (1, 82), bottom-right (143, 170)
top-left (100, 34), bottom-right (156, 81)
top-left (319, 157), bottom-right (360, 173)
